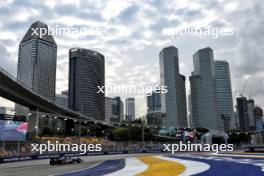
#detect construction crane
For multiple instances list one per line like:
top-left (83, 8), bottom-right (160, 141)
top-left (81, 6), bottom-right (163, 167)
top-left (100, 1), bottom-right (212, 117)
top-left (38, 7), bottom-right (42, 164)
top-left (233, 76), bottom-right (250, 99)
top-left (240, 78), bottom-right (248, 97)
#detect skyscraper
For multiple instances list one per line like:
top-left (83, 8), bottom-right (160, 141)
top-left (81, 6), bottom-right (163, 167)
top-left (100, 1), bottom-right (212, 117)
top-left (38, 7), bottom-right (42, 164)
top-left (105, 97), bottom-right (124, 124)
top-left (188, 94), bottom-right (194, 128)
top-left (159, 46), bottom-right (187, 128)
top-left (68, 48), bottom-right (105, 121)
top-left (146, 91), bottom-right (164, 127)
top-left (247, 99), bottom-right (255, 130)
top-left (189, 47), bottom-right (224, 131)
top-left (236, 96), bottom-right (249, 131)
top-left (147, 91), bottom-right (161, 112)
top-left (214, 60), bottom-right (234, 130)
top-left (15, 21), bottom-right (57, 115)
top-left (254, 106), bottom-right (263, 131)
top-left (55, 90), bottom-right (68, 109)
top-left (125, 98), bottom-right (135, 121)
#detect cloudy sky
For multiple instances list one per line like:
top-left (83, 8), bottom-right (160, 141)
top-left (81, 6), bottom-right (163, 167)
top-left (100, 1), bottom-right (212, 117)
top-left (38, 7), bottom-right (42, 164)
top-left (0, 0), bottom-right (263, 117)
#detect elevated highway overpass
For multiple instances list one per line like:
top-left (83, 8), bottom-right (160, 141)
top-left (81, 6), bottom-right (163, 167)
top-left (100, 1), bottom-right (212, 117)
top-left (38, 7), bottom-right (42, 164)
top-left (0, 67), bottom-right (100, 122)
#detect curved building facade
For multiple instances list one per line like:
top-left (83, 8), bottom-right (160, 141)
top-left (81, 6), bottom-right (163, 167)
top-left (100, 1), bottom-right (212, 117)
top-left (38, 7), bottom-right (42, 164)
top-left (15, 21), bottom-right (57, 115)
top-left (69, 48), bottom-right (105, 121)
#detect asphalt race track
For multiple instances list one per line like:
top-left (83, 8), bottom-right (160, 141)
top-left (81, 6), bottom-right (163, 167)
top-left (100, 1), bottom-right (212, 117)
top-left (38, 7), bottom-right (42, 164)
top-left (0, 153), bottom-right (264, 176)
top-left (0, 154), bottom-right (160, 176)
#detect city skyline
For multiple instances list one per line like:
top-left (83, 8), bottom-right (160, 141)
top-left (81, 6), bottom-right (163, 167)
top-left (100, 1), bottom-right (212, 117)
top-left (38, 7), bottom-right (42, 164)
top-left (0, 2), bottom-right (263, 176)
top-left (0, 0), bottom-right (264, 118)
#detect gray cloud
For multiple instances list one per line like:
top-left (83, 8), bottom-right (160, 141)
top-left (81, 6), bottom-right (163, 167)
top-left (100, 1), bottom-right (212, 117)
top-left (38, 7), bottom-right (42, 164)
top-left (115, 5), bottom-right (139, 24)
top-left (0, 0), bottom-right (263, 116)
top-left (0, 43), bottom-right (16, 76)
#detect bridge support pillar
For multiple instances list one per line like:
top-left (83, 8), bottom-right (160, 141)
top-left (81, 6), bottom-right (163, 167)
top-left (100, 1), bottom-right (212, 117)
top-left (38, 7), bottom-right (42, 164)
top-left (28, 110), bottom-right (39, 139)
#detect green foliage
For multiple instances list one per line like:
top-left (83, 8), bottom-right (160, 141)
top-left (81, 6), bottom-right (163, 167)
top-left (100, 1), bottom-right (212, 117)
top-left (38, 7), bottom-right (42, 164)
top-left (113, 125), bottom-right (152, 141)
top-left (113, 127), bottom-right (129, 140)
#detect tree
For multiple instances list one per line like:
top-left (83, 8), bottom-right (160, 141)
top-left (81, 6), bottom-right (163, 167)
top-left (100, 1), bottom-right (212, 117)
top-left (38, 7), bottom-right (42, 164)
top-left (113, 128), bottom-right (129, 141)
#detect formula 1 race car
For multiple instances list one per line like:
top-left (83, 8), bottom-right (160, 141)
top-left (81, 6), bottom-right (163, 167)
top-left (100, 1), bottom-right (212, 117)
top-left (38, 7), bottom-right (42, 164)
top-left (50, 155), bottom-right (84, 165)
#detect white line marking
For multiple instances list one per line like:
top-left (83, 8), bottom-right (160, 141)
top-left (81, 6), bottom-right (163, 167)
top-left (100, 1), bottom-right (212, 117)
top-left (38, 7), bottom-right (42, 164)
top-left (104, 157), bottom-right (148, 176)
top-left (156, 156), bottom-right (210, 176)
top-left (207, 153), bottom-right (264, 158)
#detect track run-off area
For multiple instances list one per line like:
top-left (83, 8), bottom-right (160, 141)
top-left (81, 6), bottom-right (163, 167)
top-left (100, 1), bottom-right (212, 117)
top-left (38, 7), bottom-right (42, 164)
top-left (0, 153), bottom-right (264, 176)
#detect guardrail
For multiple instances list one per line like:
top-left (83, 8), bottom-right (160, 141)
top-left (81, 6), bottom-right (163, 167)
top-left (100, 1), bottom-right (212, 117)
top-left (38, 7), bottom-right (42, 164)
top-left (0, 150), bottom-right (163, 164)
top-left (245, 146), bottom-right (264, 153)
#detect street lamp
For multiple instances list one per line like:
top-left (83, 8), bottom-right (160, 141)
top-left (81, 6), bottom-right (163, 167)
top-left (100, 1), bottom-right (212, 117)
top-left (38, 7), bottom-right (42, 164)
top-left (141, 117), bottom-right (145, 149)
top-left (78, 117), bottom-right (81, 138)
